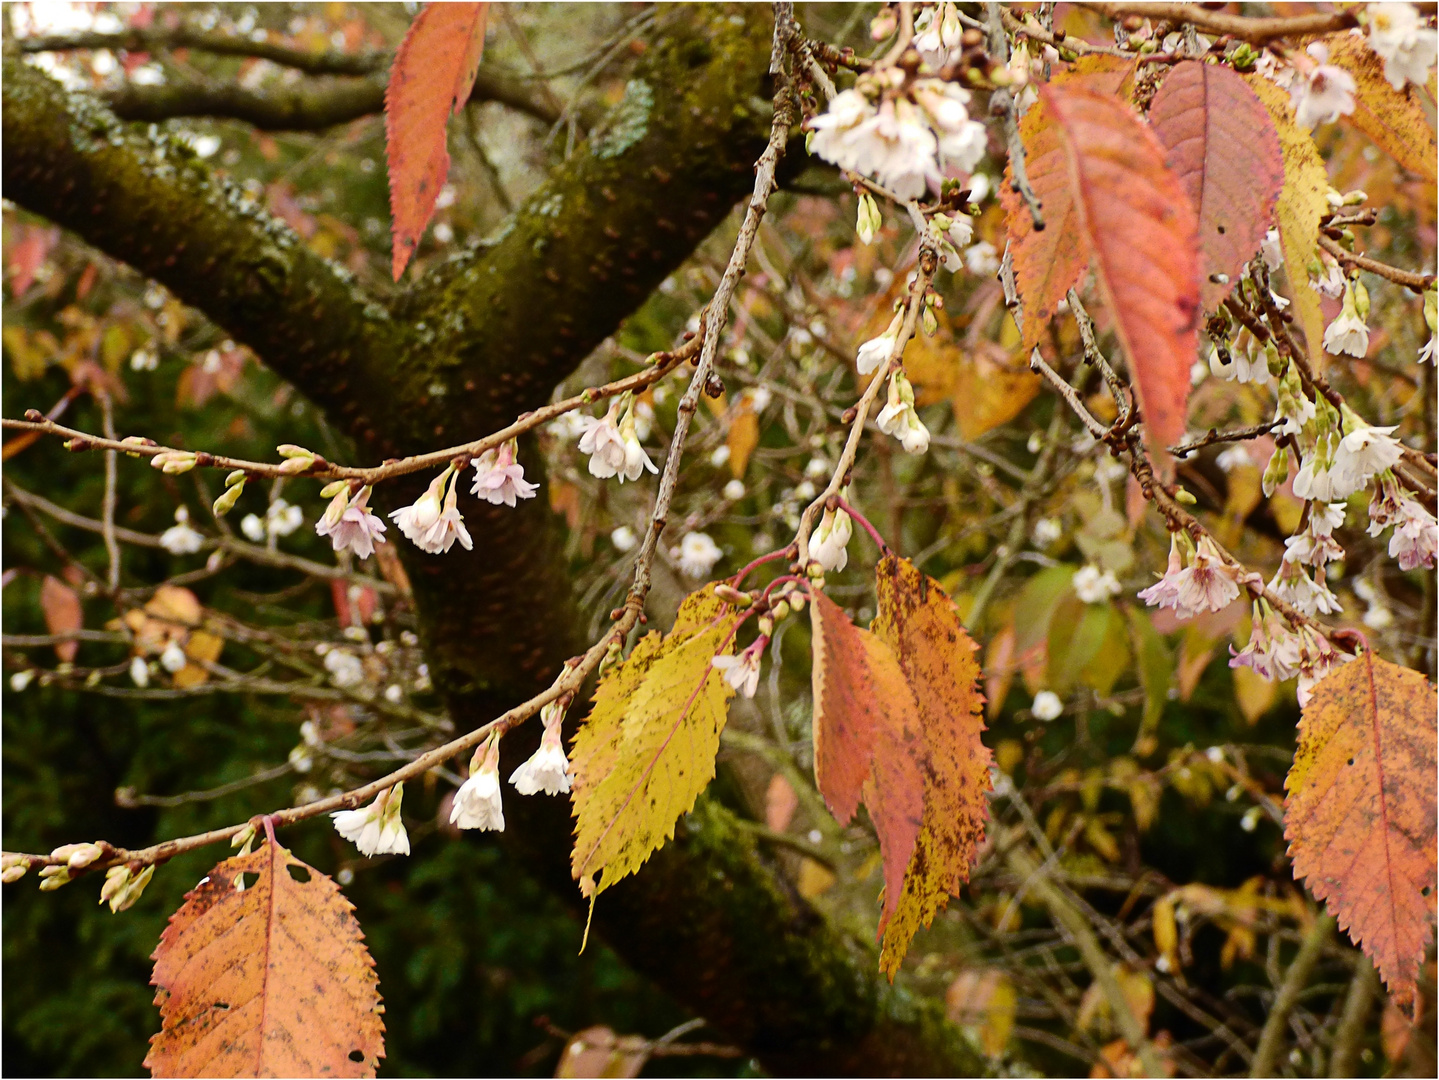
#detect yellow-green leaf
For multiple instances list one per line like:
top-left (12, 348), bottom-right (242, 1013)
top-left (1246, 74), bottom-right (1329, 369)
top-left (570, 588), bottom-right (737, 896)
top-left (871, 556), bottom-right (991, 978)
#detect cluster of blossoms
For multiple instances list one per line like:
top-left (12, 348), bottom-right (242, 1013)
top-left (331, 781), bottom-right (410, 857)
top-left (1366, 3), bottom-right (1438, 89)
top-left (1137, 533), bottom-right (1242, 618)
top-left (1368, 473), bottom-right (1438, 571)
top-left (575, 394), bottom-right (656, 483)
top-left (1072, 564), bottom-right (1122, 605)
top-left (241, 498), bottom-right (303, 544)
top-left (1229, 602), bottom-right (1348, 706)
top-left (316, 483), bottom-right (387, 558)
top-left (390, 465), bottom-right (472, 554)
top-left (810, 503), bottom-right (854, 573)
top-left (808, 65), bottom-right (987, 200)
top-left (876, 370), bottom-right (930, 454)
top-left (159, 506), bottom-right (204, 556)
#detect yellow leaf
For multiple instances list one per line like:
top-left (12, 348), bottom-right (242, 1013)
top-left (1152, 896), bottom-right (1179, 971)
top-left (171, 663), bottom-right (210, 689)
top-left (946, 968), bottom-right (1016, 1057)
top-left (569, 588), bottom-right (738, 897)
top-left (1325, 33), bottom-right (1437, 182)
top-left (905, 336), bottom-right (1041, 440)
top-left (797, 857), bottom-right (836, 899)
top-left (184, 630), bottom-right (224, 664)
top-left (1246, 75), bottom-right (1330, 370)
top-left (726, 402), bottom-right (759, 479)
top-left (1232, 664), bottom-right (1276, 725)
top-left (871, 556), bottom-right (992, 978)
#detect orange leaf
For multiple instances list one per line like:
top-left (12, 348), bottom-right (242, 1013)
top-left (1001, 56), bottom-right (1135, 351)
top-left (809, 589), bottom-right (884, 823)
top-left (1042, 83), bottom-right (1201, 464)
top-left (145, 837), bottom-right (385, 1077)
top-left (871, 556), bottom-right (991, 976)
top-left (726, 402), bottom-right (759, 478)
top-left (40, 575), bottom-right (82, 662)
top-left (1284, 652), bottom-right (1438, 1006)
top-left (1149, 61), bottom-right (1285, 310)
top-left (384, 2), bottom-right (488, 280)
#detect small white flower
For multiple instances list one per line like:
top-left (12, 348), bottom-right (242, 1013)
top-left (810, 506), bottom-right (852, 572)
top-left (1367, 2), bottom-right (1438, 90)
top-left (1290, 46), bottom-right (1356, 128)
top-left (964, 240), bottom-right (1000, 276)
top-left (129, 655), bottom-right (149, 688)
top-left (390, 467), bottom-right (472, 554)
top-left (324, 649), bottom-right (364, 688)
top-left (159, 506), bottom-right (204, 555)
top-left (1033, 517), bottom-right (1063, 545)
top-left (1389, 497), bottom-right (1438, 571)
top-left (1031, 690), bottom-right (1063, 721)
top-left (1363, 604), bottom-right (1394, 630)
top-left (856, 312), bottom-right (903, 376)
top-left (1260, 228), bottom-right (1284, 271)
top-left (452, 741), bottom-right (505, 830)
top-left (240, 513), bottom-right (266, 542)
top-left (332, 784), bottom-right (410, 856)
top-left (160, 641), bottom-right (187, 674)
top-left (1310, 502), bottom-right (1346, 536)
top-left (265, 498), bottom-right (303, 538)
top-left (9, 670), bottom-right (34, 692)
top-left (1269, 560), bottom-right (1342, 617)
top-left (1138, 535), bottom-right (1240, 618)
top-left (620, 424), bottom-right (658, 482)
top-left (677, 532), bottom-right (722, 578)
top-left (875, 371), bottom-right (930, 454)
top-left (610, 525), bottom-right (637, 552)
top-left (1215, 446), bottom-right (1252, 473)
top-left (1309, 254), bottom-right (1346, 298)
top-left (1072, 564), bottom-right (1121, 604)
top-left (1332, 415), bottom-right (1403, 496)
top-left (471, 440), bottom-right (539, 507)
top-left (577, 399), bottom-right (629, 479)
top-left (1322, 280), bottom-right (1369, 357)
top-left (723, 479), bottom-right (746, 500)
top-left (712, 647), bottom-right (762, 698)
top-left (510, 708), bottom-right (571, 796)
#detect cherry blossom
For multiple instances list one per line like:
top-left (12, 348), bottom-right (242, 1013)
top-left (316, 485), bottom-right (387, 559)
top-left (332, 784), bottom-right (410, 857)
top-left (576, 399), bottom-right (628, 479)
top-left (1289, 44), bottom-right (1356, 129)
top-left (510, 702), bottom-right (571, 796)
top-left (712, 639), bottom-right (765, 698)
top-left (452, 738), bottom-right (505, 830)
top-left (159, 506), bottom-right (204, 555)
top-left (471, 440), bottom-right (539, 507)
top-left (1321, 280), bottom-right (1368, 357)
top-left (810, 506), bottom-right (852, 573)
top-left (856, 312), bottom-right (903, 375)
top-left (1367, 3), bottom-right (1438, 90)
top-left (875, 371), bottom-right (930, 454)
top-left (677, 532), bottom-right (722, 578)
top-left (1138, 535), bottom-right (1239, 618)
top-left (1073, 564), bottom-right (1121, 604)
top-left (391, 466), bottom-right (472, 554)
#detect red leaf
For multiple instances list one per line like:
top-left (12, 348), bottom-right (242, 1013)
top-left (6, 225), bottom-right (57, 298)
top-left (1042, 83), bottom-right (1201, 463)
top-left (1149, 61), bottom-right (1285, 310)
top-left (384, 2), bottom-right (488, 281)
top-left (809, 590), bottom-right (882, 823)
top-left (40, 575), bottom-right (82, 662)
top-left (1001, 57), bottom-right (1135, 351)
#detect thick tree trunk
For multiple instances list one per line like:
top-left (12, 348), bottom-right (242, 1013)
top-left (2, 8), bottom-right (985, 1074)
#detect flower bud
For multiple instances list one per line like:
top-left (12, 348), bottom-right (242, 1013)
top-left (1262, 445), bottom-right (1290, 497)
top-left (277, 454), bottom-right (315, 475)
top-left (319, 479), bottom-right (349, 499)
top-left (225, 469), bottom-right (247, 488)
top-left (788, 592), bottom-right (807, 614)
top-left (2, 854), bottom-right (29, 884)
top-left (120, 436), bottom-right (150, 458)
top-left (870, 8), bottom-right (896, 39)
top-left (771, 599), bottom-right (792, 621)
top-left (713, 584), bottom-right (752, 607)
top-left (51, 842), bottom-right (103, 870)
top-left (151, 450), bottom-right (197, 475)
top-left (1174, 487), bottom-right (1198, 505)
top-left (921, 302), bottom-right (939, 337)
top-left (38, 865), bottom-right (72, 890)
top-left (276, 444), bottom-right (312, 459)
top-left (101, 864), bottom-right (154, 912)
top-left (212, 483), bottom-right (244, 517)
top-left (856, 192), bottom-right (881, 245)
top-left (1352, 279), bottom-right (1370, 319)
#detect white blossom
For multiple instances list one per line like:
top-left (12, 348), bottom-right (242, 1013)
top-left (677, 532), bottom-right (722, 578)
top-left (1138, 535), bottom-right (1240, 618)
top-left (265, 498), bottom-right (303, 538)
top-left (240, 513), bottom-right (266, 542)
top-left (453, 742), bottom-right (505, 829)
top-left (160, 641), bottom-right (187, 674)
top-left (1260, 228), bottom-right (1284, 271)
top-left (1289, 45), bottom-right (1356, 128)
top-left (159, 506), bottom-right (204, 555)
top-left (1207, 339), bottom-right (1270, 385)
top-left (712, 646), bottom-right (763, 699)
top-left (129, 655), bottom-right (149, 688)
top-left (390, 467), bottom-right (472, 554)
top-left (856, 312), bottom-right (903, 375)
top-left (471, 440), bottom-right (539, 507)
top-left (1033, 517), bottom-right (1063, 545)
top-left (723, 479), bottom-right (746, 500)
top-left (610, 525), bottom-right (637, 552)
top-left (332, 784), bottom-right (410, 857)
top-left (1073, 564), bottom-right (1121, 604)
top-left (1309, 254), bottom-right (1346, 298)
top-left (875, 371), bottom-right (930, 454)
top-left (10, 670), bottom-right (34, 692)
top-left (510, 706), bottom-right (571, 796)
top-left (324, 648), bottom-right (364, 688)
top-left (912, 2), bottom-right (963, 69)
top-left (810, 506), bottom-right (852, 572)
top-left (576, 400), bottom-right (628, 479)
top-left (1387, 497), bottom-right (1438, 570)
top-left (1322, 280), bottom-right (1369, 357)
top-left (1031, 690), bottom-right (1063, 721)
top-left (1331, 416), bottom-right (1403, 496)
top-left (1269, 560), bottom-right (1342, 617)
top-left (1367, 3), bottom-right (1437, 90)
top-left (964, 240), bottom-right (1000, 276)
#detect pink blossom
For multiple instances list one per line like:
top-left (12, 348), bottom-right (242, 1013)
top-left (471, 441), bottom-right (539, 507)
top-left (317, 485), bottom-right (387, 559)
top-left (391, 467), bottom-right (472, 554)
top-left (712, 639), bottom-right (765, 699)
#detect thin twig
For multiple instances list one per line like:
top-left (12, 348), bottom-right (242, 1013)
top-left (1081, 2), bottom-right (1357, 44)
top-left (1318, 234), bottom-right (1436, 294)
top-left (1250, 915), bottom-right (1335, 1077)
top-left (988, 3), bottom-right (1044, 231)
top-left (1327, 957), bottom-right (1379, 1078)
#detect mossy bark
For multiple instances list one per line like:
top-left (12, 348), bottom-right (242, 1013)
top-left (2, 7), bottom-right (986, 1074)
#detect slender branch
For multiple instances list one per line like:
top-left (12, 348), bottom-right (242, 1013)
top-left (1171, 421), bottom-right (1283, 460)
top-left (1250, 915), bottom-right (1336, 1077)
top-left (1318, 234), bottom-right (1437, 294)
top-left (1081, 3), bottom-right (1358, 44)
top-left (1001, 8), bottom-right (1178, 62)
top-left (99, 391), bottom-right (121, 591)
top-left (1327, 957), bottom-right (1380, 1078)
top-left (2, 344), bottom-right (694, 486)
top-left (989, 3), bottom-right (1044, 231)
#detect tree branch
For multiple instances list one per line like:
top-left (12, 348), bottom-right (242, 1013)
top-left (1081, 2), bottom-right (1358, 44)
